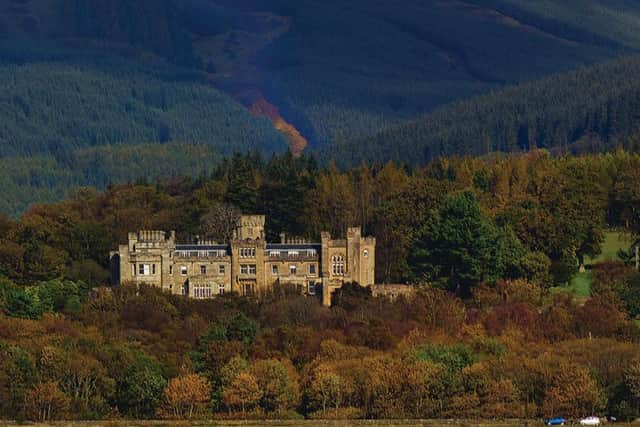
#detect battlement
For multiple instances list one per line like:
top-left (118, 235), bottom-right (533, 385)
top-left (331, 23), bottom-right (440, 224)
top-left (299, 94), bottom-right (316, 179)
top-left (279, 233), bottom-right (311, 244)
top-left (234, 215), bottom-right (266, 240)
top-left (130, 230), bottom-right (175, 243)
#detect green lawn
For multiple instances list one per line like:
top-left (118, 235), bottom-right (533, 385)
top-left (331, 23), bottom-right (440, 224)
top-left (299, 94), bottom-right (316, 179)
top-left (587, 231), bottom-right (633, 264)
top-left (553, 230), bottom-right (632, 298)
top-left (567, 271), bottom-right (593, 298)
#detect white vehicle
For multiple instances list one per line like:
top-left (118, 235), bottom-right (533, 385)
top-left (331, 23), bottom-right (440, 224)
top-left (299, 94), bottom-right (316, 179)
top-left (579, 416), bottom-right (601, 426)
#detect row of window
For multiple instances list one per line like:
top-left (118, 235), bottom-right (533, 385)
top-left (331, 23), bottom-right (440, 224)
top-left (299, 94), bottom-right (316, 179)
top-left (174, 250), bottom-right (227, 258)
top-left (239, 247), bottom-right (256, 258)
top-left (191, 284), bottom-right (226, 299)
top-left (138, 262), bottom-right (327, 277)
top-left (138, 255), bottom-right (351, 278)
top-left (271, 264), bottom-right (316, 276)
top-left (169, 264), bottom-right (226, 276)
top-left (268, 249), bottom-right (317, 257)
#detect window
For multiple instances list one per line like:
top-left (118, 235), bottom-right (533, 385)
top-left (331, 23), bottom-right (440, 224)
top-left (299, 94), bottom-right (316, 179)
top-left (152, 264), bottom-right (156, 275)
top-left (269, 250), bottom-right (280, 257)
top-left (307, 282), bottom-right (316, 295)
top-left (332, 255), bottom-right (345, 275)
top-left (139, 264), bottom-right (150, 275)
top-left (240, 248), bottom-right (256, 258)
top-left (219, 284), bottom-right (225, 295)
top-left (219, 264), bottom-right (225, 275)
top-left (193, 284), bottom-right (212, 299)
top-left (272, 265), bottom-right (279, 275)
top-left (240, 264), bottom-right (256, 275)
top-left (290, 265), bottom-right (297, 275)
top-left (242, 282), bottom-right (255, 296)
top-left (288, 250), bottom-right (299, 257)
top-left (200, 265), bottom-right (207, 275)
top-left (363, 249), bottom-right (369, 258)
top-left (169, 265), bottom-right (173, 275)
top-left (180, 265), bottom-right (188, 275)
top-left (309, 264), bottom-right (316, 275)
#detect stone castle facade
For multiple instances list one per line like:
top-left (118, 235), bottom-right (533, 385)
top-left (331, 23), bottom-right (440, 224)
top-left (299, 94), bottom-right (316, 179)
top-left (110, 215), bottom-right (375, 306)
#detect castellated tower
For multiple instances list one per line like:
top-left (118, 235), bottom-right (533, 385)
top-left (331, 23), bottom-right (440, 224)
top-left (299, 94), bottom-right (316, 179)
top-left (111, 230), bottom-right (176, 291)
top-left (234, 215), bottom-right (265, 241)
top-left (320, 226), bottom-right (376, 306)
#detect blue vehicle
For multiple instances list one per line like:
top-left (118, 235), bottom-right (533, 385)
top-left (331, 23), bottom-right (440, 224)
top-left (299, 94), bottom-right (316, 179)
top-left (545, 418), bottom-right (566, 426)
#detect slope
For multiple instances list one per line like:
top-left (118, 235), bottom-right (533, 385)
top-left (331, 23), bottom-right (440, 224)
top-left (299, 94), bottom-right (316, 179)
top-left (3, 0), bottom-right (630, 149)
top-left (0, 41), bottom-right (287, 215)
top-left (323, 56), bottom-right (640, 166)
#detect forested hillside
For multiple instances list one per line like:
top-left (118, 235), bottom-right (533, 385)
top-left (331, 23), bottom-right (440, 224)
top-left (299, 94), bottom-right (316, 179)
top-left (4, 0), bottom-right (640, 214)
top-left (326, 56), bottom-right (640, 166)
top-left (3, 0), bottom-right (634, 148)
top-left (0, 42), bottom-right (286, 215)
top-left (1, 151), bottom-right (640, 421)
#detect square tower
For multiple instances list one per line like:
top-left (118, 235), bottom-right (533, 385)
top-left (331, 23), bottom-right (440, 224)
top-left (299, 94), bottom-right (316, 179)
top-left (234, 215), bottom-right (266, 241)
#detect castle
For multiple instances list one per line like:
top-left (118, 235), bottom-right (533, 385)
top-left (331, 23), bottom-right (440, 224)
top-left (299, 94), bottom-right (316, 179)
top-left (110, 215), bottom-right (375, 306)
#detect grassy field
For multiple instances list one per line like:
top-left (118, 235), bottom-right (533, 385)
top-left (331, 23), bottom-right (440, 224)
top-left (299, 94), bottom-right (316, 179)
top-left (553, 230), bottom-right (632, 299)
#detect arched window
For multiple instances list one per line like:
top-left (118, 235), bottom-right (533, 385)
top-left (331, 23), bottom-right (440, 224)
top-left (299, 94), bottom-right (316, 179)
top-left (332, 255), bottom-right (345, 275)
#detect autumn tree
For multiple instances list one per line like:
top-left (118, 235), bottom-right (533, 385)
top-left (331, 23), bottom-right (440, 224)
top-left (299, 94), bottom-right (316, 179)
top-left (250, 358), bottom-right (300, 415)
top-left (541, 366), bottom-right (605, 418)
top-left (308, 364), bottom-right (346, 417)
top-left (223, 371), bottom-right (262, 416)
top-left (162, 373), bottom-right (212, 419)
top-left (24, 381), bottom-right (70, 422)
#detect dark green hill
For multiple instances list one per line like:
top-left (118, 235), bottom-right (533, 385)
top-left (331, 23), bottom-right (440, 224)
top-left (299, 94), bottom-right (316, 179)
top-left (4, 0), bottom-right (637, 148)
top-left (4, 0), bottom-right (640, 213)
top-left (323, 56), bottom-right (640, 166)
top-left (0, 42), bottom-right (286, 215)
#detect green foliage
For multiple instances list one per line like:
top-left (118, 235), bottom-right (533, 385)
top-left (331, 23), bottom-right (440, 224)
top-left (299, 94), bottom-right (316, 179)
top-left (616, 273), bottom-right (640, 318)
top-left (0, 42), bottom-right (286, 215)
top-left (0, 276), bottom-right (87, 319)
top-left (328, 56), bottom-right (640, 166)
top-left (414, 344), bottom-right (478, 373)
top-left (0, 345), bottom-right (37, 420)
top-left (255, 0), bottom-right (617, 147)
top-left (226, 312), bottom-right (259, 346)
top-left (411, 191), bottom-right (528, 293)
top-left (116, 353), bottom-right (167, 419)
